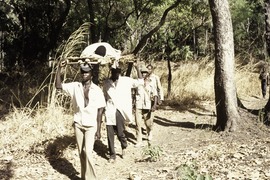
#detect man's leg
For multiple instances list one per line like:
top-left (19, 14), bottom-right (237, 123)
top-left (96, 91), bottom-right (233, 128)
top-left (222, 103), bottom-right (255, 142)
top-left (106, 125), bottom-right (116, 160)
top-left (135, 108), bottom-right (143, 146)
top-left (143, 109), bottom-right (154, 141)
top-left (115, 110), bottom-right (127, 157)
top-left (74, 123), bottom-right (87, 179)
top-left (262, 79), bottom-right (267, 98)
top-left (84, 125), bottom-right (97, 180)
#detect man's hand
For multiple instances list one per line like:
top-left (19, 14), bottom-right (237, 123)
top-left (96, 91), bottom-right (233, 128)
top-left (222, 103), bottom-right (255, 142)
top-left (55, 60), bottom-right (66, 89)
top-left (133, 61), bottom-right (137, 68)
top-left (95, 130), bottom-right (101, 140)
top-left (96, 108), bottom-right (104, 141)
top-left (133, 60), bottom-right (142, 79)
top-left (151, 104), bottom-right (157, 112)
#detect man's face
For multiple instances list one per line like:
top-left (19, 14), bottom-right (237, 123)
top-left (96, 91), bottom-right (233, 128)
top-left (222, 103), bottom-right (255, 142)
top-left (147, 66), bottom-right (153, 74)
top-left (142, 71), bottom-right (148, 79)
top-left (81, 70), bottom-right (92, 82)
top-left (111, 68), bottom-right (121, 81)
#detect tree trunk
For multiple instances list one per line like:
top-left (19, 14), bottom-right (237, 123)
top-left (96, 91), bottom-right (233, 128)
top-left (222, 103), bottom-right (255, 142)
top-left (209, 0), bottom-right (240, 131)
top-left (265, 0), bottom-right (270, 57)
top-left (264, 0), bottom-right (270, 124)
top-left (167, 57), bottom-right (172, 98)
top-left (205, 28), bottom-right (208, 55)
top-left (125, 62), bottom-right (133, 77)
top-left (87, 0), bottom-right (98, 43)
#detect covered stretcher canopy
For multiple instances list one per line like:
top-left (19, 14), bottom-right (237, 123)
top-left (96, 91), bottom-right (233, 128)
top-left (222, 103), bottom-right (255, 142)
top-left (66, 42), bottom-right (134, 68)
top-left (80, 42), bottom-right (121, 63)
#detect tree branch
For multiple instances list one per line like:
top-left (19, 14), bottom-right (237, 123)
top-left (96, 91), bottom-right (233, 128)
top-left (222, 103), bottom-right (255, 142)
top-left (132, 0), bottom-right (181, 55)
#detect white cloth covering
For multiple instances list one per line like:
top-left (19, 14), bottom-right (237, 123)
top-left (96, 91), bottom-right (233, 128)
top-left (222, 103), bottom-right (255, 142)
top-left (103, 76), bottom-right (143, 125)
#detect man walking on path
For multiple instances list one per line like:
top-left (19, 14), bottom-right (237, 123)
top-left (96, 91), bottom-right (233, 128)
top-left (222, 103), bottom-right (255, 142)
top-left (134, 65), bottom-right (158, 147)
top-left (147, 64), bottom-right (164, 105)
top-left (103, 62), bottom-right (143, 163)
top-left (55, 61), bottom-right (106, 180)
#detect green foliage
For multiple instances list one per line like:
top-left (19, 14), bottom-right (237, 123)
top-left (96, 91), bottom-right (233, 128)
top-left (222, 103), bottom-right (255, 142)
top-left (0, 0), bottom-right (268, 73)
top-left (176, 164), bottom-right (213, 180)
top-left (230, 0), bottom-right (264, 59)
top-left (142, 0), bottom-right (211, 61)
top-left (142, 144), bottom-right (163, 162)
top-left (1, 0), bottom-right (76, 70)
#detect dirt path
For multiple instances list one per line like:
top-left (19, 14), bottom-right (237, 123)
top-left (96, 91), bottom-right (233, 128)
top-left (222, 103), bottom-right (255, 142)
top-left (86, 104), bottom-right (212, 180)
top-left (95, 97), bottom-right (270, 180)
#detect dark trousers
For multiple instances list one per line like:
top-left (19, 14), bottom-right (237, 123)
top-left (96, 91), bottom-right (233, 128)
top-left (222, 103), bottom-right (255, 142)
top-left (106, 110), bottom-right (127, 159)
top-left (261, 79), bottom-right (267, 98)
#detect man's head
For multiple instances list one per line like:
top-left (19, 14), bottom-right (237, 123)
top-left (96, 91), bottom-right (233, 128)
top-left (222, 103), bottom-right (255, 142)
top-left (146, 64), bottom-right (154, 74)
top-left (140, 65), bottom-right (149, 79)
top-left (80, 63), bottom-right (92, 82)
top-left (110, 67), bottom-right (121, 82)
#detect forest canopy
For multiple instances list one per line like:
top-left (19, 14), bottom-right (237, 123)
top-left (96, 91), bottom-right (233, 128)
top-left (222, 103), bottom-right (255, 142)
top-left (0, 0), bottom-right (265, 73)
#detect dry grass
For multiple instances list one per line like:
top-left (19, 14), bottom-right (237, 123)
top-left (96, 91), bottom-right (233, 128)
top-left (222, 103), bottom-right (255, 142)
top-left (0, 104), bottom-right (73, 162)
top-left (153, 58), bottom-right (261, 107)
top-left (235, 64), bottom-right (261, 99)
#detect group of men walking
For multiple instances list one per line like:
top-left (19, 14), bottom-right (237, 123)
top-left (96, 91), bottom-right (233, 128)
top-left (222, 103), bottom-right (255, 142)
top-left (55, 60), bottom-right (164, 180)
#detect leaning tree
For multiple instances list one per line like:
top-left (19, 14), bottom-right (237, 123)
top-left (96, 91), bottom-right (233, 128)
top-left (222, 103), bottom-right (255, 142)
top-left (209, 0), bottom-right (240, 131)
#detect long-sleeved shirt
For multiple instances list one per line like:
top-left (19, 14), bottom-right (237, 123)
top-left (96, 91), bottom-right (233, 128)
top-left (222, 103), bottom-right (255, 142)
top-left (135, 77), bottom-right (158, 110)
top-left (103, 76), bottom-right (143, 125)
top-left (149, 73), bottom-right (164, 101)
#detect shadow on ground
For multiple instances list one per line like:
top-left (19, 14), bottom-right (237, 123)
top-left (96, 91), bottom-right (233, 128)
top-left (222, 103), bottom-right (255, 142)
top-left (45, 135), bottom-right (80, 180)
top-left (154, 116), bottom-right (214, 130)
top-left (44, 134), bottom-right (110, 179)
top-left (0, 161), bottom-right (14, 180)
top-left (125, 124), bottom-right (137, 145)
top-left (161, 98), bottom-right (215, 113)
top-left (94, 139), bottom-right (108, 160)
top-left (238, 98), bottom-right (270, 126)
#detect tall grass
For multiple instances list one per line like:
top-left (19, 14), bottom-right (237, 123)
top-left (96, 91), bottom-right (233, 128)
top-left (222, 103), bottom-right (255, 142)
top-left (48, 22), bottom-right (91, 106)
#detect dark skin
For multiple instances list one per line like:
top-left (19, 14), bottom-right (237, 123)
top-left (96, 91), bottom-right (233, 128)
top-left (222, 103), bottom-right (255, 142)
top-left (151, 96), bottom-right (158, 112)
top-left (55, 60), bottom-right (104, 140)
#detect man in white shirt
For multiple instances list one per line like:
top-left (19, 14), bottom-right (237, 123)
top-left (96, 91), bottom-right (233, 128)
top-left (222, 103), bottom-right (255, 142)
top-left (135, 66), bottom-right (158, 147)
top-left (55, 61), bottom-right (106, 180)
top-left (147, 64), bottom-right (164, 105)
top-left (103, 63), bottom-right (143, 163)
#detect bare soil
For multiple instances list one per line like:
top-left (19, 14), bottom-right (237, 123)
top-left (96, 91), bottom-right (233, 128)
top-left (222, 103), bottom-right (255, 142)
top-left (1, 96), bottom-right (270, 180)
